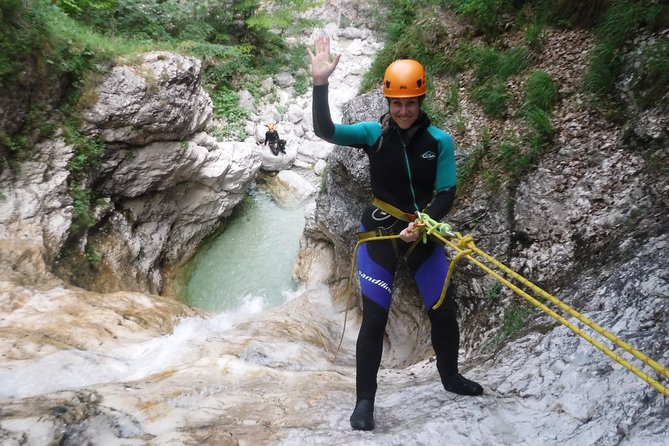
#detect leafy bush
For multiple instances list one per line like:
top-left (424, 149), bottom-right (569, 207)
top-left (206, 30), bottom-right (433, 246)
top-left (1, 0), bottom-right (110, 166)
top-left (487, 282), bottom-right (502, 301)
top-left (210, 87), bottom-right (250, 140)
top-left (63, 123), bottom-right (106, 232)
top-left (71, 184), bottom-right (95, 232)
top-left (52, 0), bottom-right (116, 17)
top-left (85, 242), bottom-right (101, 266)
top-left (0, 0), bottom-right (46, 87)
top-left (182, 42), bottom-right (255, 88)
top-left (294, 73), bottom-right (309, 96)
top-left (0, 1), bottom-right (100, 90)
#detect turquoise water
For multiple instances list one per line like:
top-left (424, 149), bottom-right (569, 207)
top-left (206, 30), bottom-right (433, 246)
top-left (183, 189), bottom-right (308, 313)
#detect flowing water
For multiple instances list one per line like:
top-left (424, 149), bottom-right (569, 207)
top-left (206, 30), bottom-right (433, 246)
top-left (180, 187), bottom-right (309, 313)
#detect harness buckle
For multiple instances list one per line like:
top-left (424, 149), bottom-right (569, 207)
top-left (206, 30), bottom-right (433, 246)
top-left (375, 227), bottom-right (389, 237)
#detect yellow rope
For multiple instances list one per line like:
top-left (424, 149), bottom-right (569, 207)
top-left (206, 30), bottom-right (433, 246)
top-left (431, 245), bottom-right (472, 311)
top-left (332, 213), bottom-right (669, 397)
top-left (427, 228), bottom-right (669, 397)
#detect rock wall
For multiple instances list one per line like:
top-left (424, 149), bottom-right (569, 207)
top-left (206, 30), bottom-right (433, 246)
top-left (295, 28), bottom-right (669, 368)
top-left (0, 51), bottom-right (262, 294)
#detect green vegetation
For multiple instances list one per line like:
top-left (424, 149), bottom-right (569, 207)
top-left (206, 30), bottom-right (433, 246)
top-left (456, 129), bottom-right (490, 194)
top-left (319, 164), bottom-right (329, 193)
top-left (583, 0), bottom-right (669, 106)
top-left (500, 301), bottom-right (531, 339)
top-left (523, 70), bottom-right (558, 112)
top-left (1, 0), bottom-right (318, 246)
top-left (520, 70), bottom-right (558, 162)
top-left (583, 0), bottom-right (643, 102)
top-left (1, 0), bottom-right (317, 168)
top-left (471, 81), bottom-right (508, 119)
top-left (457, 70), bottom-right (557, 191)
top-left (360, 0), bottom-right (664, 193)
top-left (634, 38), bottom-right (669, 109)
top-left (455, 44), bottom-right (527, 123)
top-left (486, 282), bottom-right (502, 302)
top-left (85, 242), bottom-right (101, 266)
top-left (210, 87), bottom-right (250, 141)
top-left (524, 20), bottom-right (547, 51)
top-left (0, 0), bottom-right (113, 167)
top-left (63, 123), bottom-right (105, 232)
top-left (442, 0), bottom-right (510, 38)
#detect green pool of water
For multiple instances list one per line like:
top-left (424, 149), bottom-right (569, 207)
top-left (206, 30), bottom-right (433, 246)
top-left (180, 188), bottom-right (308, 313)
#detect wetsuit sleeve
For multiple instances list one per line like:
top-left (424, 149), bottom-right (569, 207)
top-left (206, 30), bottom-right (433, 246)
top-left (425, 127), bottom-right (457, 221)
top-left (332, 122), bottom-right (382, 147)
top-left (313, 84), bottom-right (336, 140)
top-left (424, 187), bottom-right (456, 221)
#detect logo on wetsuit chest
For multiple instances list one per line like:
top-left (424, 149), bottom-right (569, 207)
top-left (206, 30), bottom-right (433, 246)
top-left (420, 151), bottom-right (436, 160)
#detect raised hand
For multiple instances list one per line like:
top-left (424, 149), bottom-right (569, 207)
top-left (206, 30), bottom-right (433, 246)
top-left (307, 34), bottom-right (341, 86)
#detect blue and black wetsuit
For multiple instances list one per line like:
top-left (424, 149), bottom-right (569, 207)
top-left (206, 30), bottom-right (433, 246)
top-left (313, 84), bottom-right (462, 403)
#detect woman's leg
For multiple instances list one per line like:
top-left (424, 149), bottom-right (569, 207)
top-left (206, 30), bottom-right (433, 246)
top-left (408, 242), bottom-right (483, 396)
top-left (351, 220), bottom-right (398, 430)
top-left (350, 296), bottom-right (388, 430)
top-left (355, 296), bottom-right (389, 401)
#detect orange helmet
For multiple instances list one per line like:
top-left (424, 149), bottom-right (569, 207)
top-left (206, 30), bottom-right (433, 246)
top-left (383, 59), bottom-right (427, 98)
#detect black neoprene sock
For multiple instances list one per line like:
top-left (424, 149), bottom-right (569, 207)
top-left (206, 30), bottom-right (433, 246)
top-left (428, 295), bottom-right (484, 396)
top-left (355, 297), bottom-right (389, 402)
top-left (428, 299), bottom-right (460, 378)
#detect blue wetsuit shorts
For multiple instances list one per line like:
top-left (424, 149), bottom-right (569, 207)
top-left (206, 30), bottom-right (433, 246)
top-left (356, 205), bottom-right (451, 312)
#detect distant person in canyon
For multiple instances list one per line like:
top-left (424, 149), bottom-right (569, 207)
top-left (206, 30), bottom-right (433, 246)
top-left (264, 122), bottom-right (286, 155)
top-left (308, 34), bottom-right (483, 431)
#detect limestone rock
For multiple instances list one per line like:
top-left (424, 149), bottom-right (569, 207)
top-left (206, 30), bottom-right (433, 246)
top-left (81, 51), bottom-right (212, 145)
top-left (266, 170), bottom-right (317, 208)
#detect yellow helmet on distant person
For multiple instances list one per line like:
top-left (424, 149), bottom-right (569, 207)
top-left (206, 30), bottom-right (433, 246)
top-left (383, 59), bottom-right (427, 98)
top-left (266, 123), bottom-right (276, 131)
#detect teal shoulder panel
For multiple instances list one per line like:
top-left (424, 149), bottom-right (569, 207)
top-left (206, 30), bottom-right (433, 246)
top-left (427, 125), bottom-right (457, 191)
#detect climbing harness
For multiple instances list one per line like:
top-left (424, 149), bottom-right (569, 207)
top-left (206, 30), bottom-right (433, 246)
top-left (333, 211), bottom-right (669, 398)
top-left (372, 197), bottom-right (416, 221)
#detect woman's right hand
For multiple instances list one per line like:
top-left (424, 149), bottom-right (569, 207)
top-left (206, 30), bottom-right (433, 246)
top-left (399, 221), bottom-right (423, 243)
top-left (307, 34), bottom-right (341, 86)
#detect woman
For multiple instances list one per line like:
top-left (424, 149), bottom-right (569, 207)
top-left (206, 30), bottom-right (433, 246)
top-left (308, 35), bottom-right (483, 431)
top-left (264, 122), bottom-right (286, 155)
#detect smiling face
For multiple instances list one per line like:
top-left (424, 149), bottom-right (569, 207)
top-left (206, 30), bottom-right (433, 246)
top-left (389, 97), bottom-right (421, 129)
